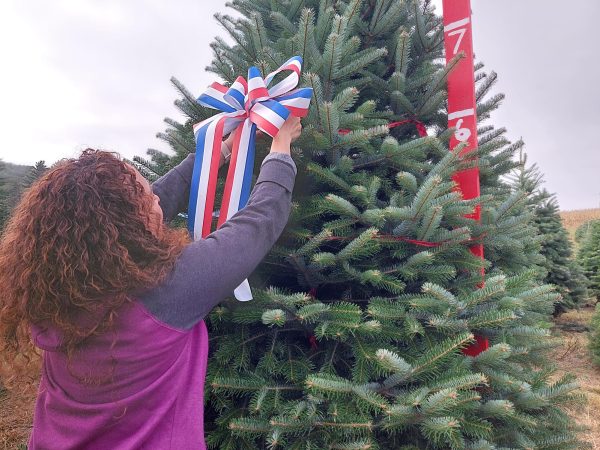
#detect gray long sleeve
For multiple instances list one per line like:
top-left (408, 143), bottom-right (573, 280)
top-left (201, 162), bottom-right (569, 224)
top-left (138, 152), bottom-right (297, 330)
top-left (151, 152), bottom-right (297, 223)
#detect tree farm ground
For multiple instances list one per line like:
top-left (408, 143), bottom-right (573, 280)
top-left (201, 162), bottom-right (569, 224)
top-left (552, 306), bottom-right (600, 448)
top-left (1, 210), bottom-right (599, 449)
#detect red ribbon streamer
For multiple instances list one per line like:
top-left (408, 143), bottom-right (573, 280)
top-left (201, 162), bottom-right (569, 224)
top-left (308, 335), bottom-right (318, 350)
top-left (322, 232), bottom-right (484, 248)
top-left (307, 288), bottom-right (319, 350)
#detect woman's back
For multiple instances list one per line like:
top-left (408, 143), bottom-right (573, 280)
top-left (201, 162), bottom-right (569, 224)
top-left (29, 300), bottom-right (209, 449)
top-left (23, 148), bottom-right (298, 449)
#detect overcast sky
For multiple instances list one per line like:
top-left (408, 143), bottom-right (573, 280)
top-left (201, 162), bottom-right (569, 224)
top-left (1, 0), bottom-right (598, 210)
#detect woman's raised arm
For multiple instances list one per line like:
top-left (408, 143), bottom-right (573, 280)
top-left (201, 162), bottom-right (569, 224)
top-left (138, 153), bottom-right (297, 330)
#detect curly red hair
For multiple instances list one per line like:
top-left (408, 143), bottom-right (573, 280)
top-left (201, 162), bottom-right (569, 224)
top-left (0, 149), bottom-right (190, 389)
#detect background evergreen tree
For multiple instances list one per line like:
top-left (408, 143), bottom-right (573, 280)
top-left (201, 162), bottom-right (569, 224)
top-left (510, 151), bottom-right (589, 312)
top-left (578, 220), bottom-right (600, 299)
top-left (575, 219), bottom-right (600, 247)
top-left (134, 1), bottom-right (583, 448)
top-left (589, 303), bottom-right (600, 366)
top-left (21, 160), bottom-right (48, 190)
top-left (534, 196), bottom-right (589, 312)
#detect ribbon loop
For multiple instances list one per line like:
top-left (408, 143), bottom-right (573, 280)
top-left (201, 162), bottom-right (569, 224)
top-left (224, 76), bottom-right (248, 110)
top-left (187, 56), bottom-right (313, 302)
top-left (265, 56), bottom-right (302, 98)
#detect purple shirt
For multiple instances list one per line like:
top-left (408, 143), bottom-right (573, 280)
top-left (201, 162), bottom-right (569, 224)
top-left (27, 152), bottom-right (297, 449)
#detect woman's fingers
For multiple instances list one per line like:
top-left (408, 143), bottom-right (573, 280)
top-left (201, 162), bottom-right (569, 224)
top-left (251, 115), bottom-right (303, 141)
top-left (289, 116), bottom-right (302, 142)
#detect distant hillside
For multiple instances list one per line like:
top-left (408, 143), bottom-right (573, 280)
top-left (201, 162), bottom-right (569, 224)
top-left (1, 161), bottom-right (33, 215)
top-left (1, 161), bottom-right (32, 185)
top-left (560, 208), bottom-right (600, 243)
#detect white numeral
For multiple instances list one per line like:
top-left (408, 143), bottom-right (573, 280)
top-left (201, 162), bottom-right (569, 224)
top-left (448, 109), bottom-right (474, 143)
top-left (454, 119), bottom-right (471, 142)
top-left (444, 17), bottom-right (470, 55)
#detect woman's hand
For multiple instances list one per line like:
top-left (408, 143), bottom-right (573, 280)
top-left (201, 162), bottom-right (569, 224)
top-left (219, 132), bottom-right (237, 168)
top-left (220, 115), bottom-right (302, 165)
top-left (224, 131), bottom-right (236, 149)
top-left (270, 116), bottom-right (302, 156)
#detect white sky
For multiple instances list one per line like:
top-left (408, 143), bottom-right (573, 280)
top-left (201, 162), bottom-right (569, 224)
top-left (1, 0), bottom-right (598, 210)
top-left (0, 0), bottom-right (227, 165)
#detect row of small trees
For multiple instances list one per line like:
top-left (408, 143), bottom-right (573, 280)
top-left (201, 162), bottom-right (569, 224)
top-left (510, 151), bottom-right (589, 312)
top-left (577, 219), bottom-right (600, 297)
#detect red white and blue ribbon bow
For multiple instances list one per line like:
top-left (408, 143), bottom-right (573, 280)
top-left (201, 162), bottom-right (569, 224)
top-left (187, 56), bottom-right (312, 301)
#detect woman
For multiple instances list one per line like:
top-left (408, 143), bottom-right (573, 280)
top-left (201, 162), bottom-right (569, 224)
top-left (0, 116), bottom-right (302, 449)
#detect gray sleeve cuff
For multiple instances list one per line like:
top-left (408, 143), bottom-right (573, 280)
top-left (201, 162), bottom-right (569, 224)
top-left (261, 152), bottom-right (297, 176)
top-left (257, 153), bottom-right (297, 193)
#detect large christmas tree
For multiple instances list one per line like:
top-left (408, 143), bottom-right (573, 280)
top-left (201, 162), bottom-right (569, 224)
top-left (133, 1), bottom-right (583, 448)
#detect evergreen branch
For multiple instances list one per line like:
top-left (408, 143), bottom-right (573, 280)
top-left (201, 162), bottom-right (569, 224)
top-left (330, 439), bottom-right (377, 450)
top-left (368, 0), bottom-right (386, 33)
top-left (211, 380), bottom-right (302, 392)
top-left (269, 12), bottom-right (296, 35)
top-left (413, 0), bottom-right (430, 51)
top-left (475, 70), bottom-right (498, 102)
top-left (381, 332), bottom-right (474, 390)
top-left (410, 175), bottom-right (442, 220)
top-left (251, 13), bottom-right (267, 56)
top-left (307, 162), bottom-right (353, 193)
top-left (324, 32), bottom-right (340, 95)
top-left (416, 52), bottom-right (463, 115)
top-left (335, 48), bottom-right (387, 80)
top-left (170, 77), bottom-right (205, 119)
top-left (467, 310), bottom-right (517, 330)
top-left (214, 13), bottom-right (255, 60)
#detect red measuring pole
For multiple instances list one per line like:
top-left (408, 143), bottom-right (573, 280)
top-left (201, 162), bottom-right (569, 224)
top-left (442, 0), bottom-right (489, 356)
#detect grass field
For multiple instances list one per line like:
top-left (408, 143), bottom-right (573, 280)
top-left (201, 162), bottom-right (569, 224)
top-left (0, 378), bottom-right (35, 449)
top-left (552, 307), bottom-right (600, 448)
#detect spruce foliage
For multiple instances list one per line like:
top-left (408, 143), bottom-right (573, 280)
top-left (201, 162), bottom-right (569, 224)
top-left (135, 1), bottom-right (583, 448)
top-left (579, 220), bottom-right (600, 298)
